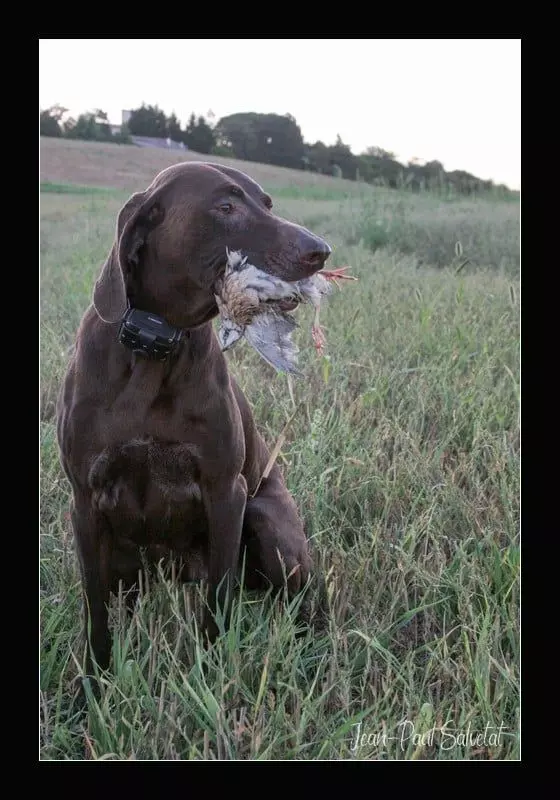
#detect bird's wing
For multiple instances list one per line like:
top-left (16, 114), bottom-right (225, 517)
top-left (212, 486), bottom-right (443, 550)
top-left (245, 312), bottom-right (302, 376)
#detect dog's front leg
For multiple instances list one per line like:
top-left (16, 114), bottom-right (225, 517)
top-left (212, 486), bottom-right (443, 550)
top-left (201, 474), bottom-right (247, 643)
top-left (71, 497), bottom-right (113, 676)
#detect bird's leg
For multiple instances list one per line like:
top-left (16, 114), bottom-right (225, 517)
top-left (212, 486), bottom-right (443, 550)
top-left (321, 266), bottom-right (358, 289)
top-left (311, 305), bottom-right (327, 354)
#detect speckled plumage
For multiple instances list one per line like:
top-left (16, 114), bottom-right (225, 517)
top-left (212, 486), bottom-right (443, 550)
top-left (214, 249), bottom-right (355, 375)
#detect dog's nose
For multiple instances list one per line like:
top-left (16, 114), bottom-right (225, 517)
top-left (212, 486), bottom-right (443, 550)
top-left (300, 234), bottom-right (332, 270)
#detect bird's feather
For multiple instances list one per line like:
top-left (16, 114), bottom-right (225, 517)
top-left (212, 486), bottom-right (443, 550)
top-left (215, 249), bottom-right (340, 374)
top-left (245, 311), bottom-right (302, 376)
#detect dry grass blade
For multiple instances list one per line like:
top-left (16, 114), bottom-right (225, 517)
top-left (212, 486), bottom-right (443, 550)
top-left (250, 404), bottom-right (302, 498)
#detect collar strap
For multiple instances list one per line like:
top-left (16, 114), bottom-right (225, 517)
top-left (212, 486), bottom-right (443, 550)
top-left (118, 307), bottom-right (183, 361)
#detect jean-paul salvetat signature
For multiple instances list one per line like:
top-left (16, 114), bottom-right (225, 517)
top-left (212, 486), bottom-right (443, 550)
top-left (350, 720), bottom-right (508, 753)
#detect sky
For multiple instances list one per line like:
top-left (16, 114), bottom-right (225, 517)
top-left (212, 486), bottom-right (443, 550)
top-left (39, 38), bottom-right (521, 189)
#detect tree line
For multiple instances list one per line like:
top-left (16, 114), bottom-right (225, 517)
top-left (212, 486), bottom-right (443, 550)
top-left (40, 104), bottom-right (513, 197)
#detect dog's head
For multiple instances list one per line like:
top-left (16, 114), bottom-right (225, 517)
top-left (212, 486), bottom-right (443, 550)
top-left (93, 162), bottom-right (331, 328)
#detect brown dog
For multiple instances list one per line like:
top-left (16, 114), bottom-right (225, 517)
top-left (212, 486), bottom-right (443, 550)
top-left (56, 161), bottom-right (331, 673)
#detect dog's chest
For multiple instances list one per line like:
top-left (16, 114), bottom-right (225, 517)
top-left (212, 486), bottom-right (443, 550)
top-left (88, 437), bottom-right (209, 581)
top-left (88, 437), bottom-right (204, 527)
top-left (99, 363), bottom-right (245, 469)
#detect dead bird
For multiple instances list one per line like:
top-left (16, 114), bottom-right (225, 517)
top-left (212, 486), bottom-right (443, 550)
top-left (214, 249), bottom-right (356, 374)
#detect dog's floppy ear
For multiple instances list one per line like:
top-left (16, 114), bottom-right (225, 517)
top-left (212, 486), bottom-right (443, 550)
top-left (93, 191), bottom-right (165, 323)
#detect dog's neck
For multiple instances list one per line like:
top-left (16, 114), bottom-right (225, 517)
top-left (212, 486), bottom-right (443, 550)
top-left (112, 284), bottom-right (225, 411)
top-left (127, 279), bottom-right (220, 332)
top-left (109, 320), bottom-right (223, 434)
top-left (122, 316), bottom-right (217, 370)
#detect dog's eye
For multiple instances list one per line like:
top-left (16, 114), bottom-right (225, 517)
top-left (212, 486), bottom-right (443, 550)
top-left (219, 202), bottom-right (234, 214)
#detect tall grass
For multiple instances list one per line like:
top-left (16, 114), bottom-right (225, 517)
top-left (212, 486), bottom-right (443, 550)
top-left (40, 166), bottom-right (520, 760)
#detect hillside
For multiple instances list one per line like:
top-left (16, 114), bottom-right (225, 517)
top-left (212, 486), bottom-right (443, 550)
top-left (40, 137), bottom-right (372, 195)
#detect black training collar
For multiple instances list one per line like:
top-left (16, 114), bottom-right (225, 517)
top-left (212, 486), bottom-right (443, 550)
top-left (118, 307), bottom-right (183, 361)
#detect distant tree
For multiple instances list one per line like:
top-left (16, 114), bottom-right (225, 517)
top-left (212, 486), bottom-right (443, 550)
top-left (92, 108), bottom-right (112, 140)
top-left (40, 105), bottom-right (67, 137)
top-left (49, 104), bottom-right (68, 120)
top-left (63, 112), bottom-right (95, 141)
top-left (358, 148), bottom-right (403, 188)
top-left (422, 160), bottom-right (446, 191)
top-left (165, 112), bottom-right (182, 142)
top-left (60, 108), bottom-right (129, 144)
top-left (112, 124), bottom-right (132, 145)
top-left (424, 160), bottom-right (443, 172)
top-left (61, 116), bottom-right (76, 136)
top-left (214, 112), bottom-right (304, 168)
top-left (446, 169), bottom-right (485, 195)
top-left (184, 114), bottom-right (215, 153)
top-left (40, 110), bottom-right (61, 137)
top-left (181, 112), bottom-right (195, 147)
top-left (326, 135), bottom-right (359, 179)
top-left (39, 99), bottom-right (512, 197)
top-left (127, 104), bottom-right (168, 138)
top-left (304, 140), bottom-right (331, 173)
top-left (365, 146), bottom-right (396, 161)
top-left (214, 113), bottom-right (257, 160)
top-left (63, 109), bottom-right (113, 142)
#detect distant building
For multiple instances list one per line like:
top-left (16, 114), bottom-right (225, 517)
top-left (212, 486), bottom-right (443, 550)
top-left (109, 110), bottom-right (187, 150)
top-left (130, 136), bottom-right (186, 151)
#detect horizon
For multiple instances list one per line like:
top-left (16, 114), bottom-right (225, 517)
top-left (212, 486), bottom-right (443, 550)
top-left (39, 38), bottom-right (521, 190)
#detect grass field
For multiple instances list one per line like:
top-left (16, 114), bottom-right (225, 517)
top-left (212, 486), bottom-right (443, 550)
top-left (40, 138), bottom-right (520, 760)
